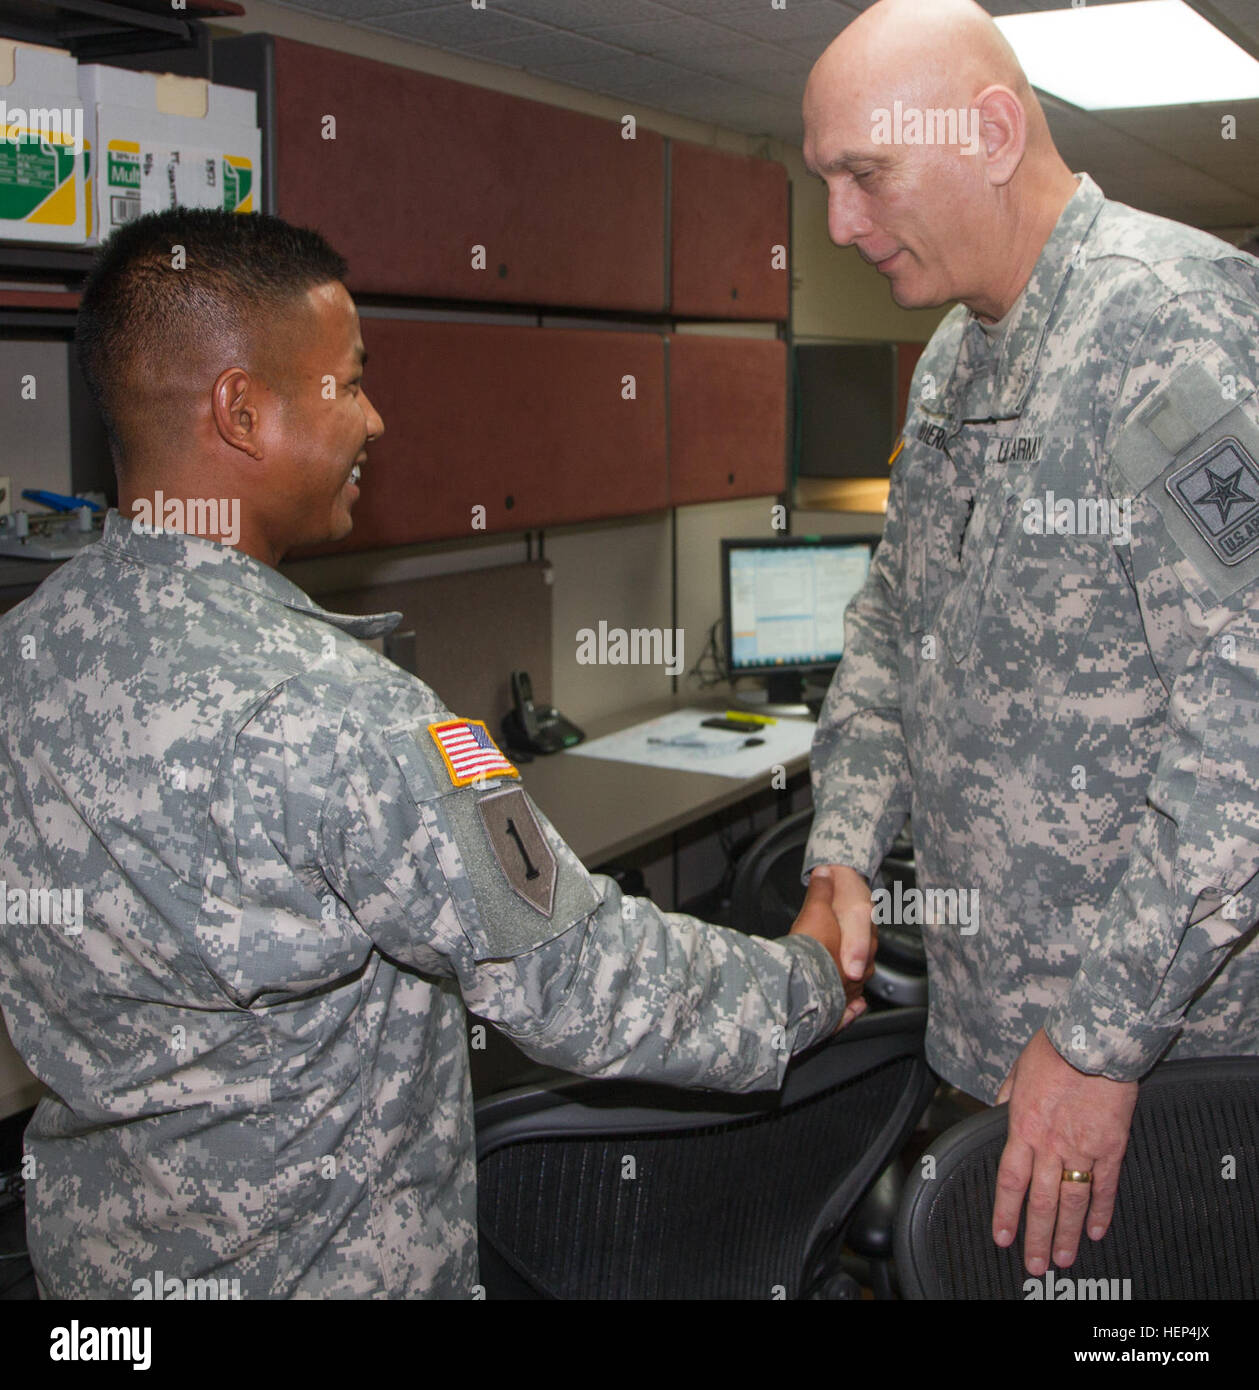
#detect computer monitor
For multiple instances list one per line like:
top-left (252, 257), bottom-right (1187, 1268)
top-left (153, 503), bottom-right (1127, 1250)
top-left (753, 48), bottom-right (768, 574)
top-left (721, 535), bottom-right (878, 708)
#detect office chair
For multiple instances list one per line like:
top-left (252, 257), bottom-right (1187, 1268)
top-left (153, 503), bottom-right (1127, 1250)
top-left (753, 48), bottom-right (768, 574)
top-left (895, 1056), bottom-right (1259, 1299)
top-left (728, 808), bottom-right (928, 1008)
top-left (475, 1006), bottom-right (934, 1299)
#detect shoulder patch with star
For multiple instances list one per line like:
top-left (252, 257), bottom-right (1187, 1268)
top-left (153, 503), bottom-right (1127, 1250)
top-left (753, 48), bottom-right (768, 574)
top-left (1111, 344), bottom-right (1259, 600)
top-left (1164, 437), bottom-right (1259, 568)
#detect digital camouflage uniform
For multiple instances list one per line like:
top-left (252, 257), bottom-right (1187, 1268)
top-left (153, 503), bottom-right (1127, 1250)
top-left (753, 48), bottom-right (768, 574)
top-left (0, 512), bottom-right (845, 1298)
top-left (806, 174), bottom-right (1259, 1101)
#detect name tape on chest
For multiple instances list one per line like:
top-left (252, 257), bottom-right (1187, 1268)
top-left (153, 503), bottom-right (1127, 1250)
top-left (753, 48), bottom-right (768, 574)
top-left (428, 718), bottom-right (519, 788)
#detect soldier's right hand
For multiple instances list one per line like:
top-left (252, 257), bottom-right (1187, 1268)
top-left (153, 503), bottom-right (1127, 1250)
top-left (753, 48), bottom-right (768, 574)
top-left (789, 866), bottom-right (873, 1029)
top-left (823, 863), bottom-right (877, 983)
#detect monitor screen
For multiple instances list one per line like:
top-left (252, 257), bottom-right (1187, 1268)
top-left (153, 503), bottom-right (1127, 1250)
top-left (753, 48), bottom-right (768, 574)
top-left (723, 536), bottom-right (876, 676)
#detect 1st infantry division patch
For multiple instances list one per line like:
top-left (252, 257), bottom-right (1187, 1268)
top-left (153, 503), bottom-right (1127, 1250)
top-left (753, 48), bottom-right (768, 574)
top-left (1165, 436), bottom-right (1259, 567)
top-left (478, 787), bottom-right (556, 918)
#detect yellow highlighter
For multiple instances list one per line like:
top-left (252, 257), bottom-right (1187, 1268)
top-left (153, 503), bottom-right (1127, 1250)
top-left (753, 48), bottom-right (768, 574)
top-left (722, 709), bottom-right (777, 726)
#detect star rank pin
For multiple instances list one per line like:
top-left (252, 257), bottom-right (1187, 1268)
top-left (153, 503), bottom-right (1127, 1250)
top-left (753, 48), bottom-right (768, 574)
top-left (1166, 436), bottom-right (1259, 567)
top-left (428, 718), bottom-right (519, 788)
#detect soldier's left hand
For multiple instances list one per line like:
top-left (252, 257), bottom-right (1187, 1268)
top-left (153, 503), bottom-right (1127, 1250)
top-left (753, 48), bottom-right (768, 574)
top-left (991, 1028), bottom-right (1139, 1275)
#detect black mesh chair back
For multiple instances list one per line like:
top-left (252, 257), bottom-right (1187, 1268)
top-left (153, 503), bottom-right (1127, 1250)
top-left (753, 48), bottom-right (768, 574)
top-left (728, 808), bottom-right (927, 1008)
top-left (475, 1007), bottom-right (933, 1299)
top-left (895, 1057), bottom-right (1259, 1299)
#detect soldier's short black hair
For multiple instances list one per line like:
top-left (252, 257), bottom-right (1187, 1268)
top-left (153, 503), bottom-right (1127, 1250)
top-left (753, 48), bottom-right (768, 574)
top-left (76, 208), bottom-right (349, 449)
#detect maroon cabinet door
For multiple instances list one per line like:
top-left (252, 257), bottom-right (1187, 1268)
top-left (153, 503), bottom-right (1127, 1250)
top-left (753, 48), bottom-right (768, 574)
top-left (271, 37), bottom-right (666, 312)
top-left (670, 142), bottom-right (790, 320)
top-left (300, 317), bottom-right (668, 554)
top-left (668, 335), bottom-right (787, 506)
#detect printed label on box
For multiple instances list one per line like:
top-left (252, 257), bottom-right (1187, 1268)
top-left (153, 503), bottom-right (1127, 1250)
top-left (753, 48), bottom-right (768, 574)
top-left (136, 146), bottom-right (254, 218)
top-left (0, 131), bottom-right (79, 225)
top-left (103, 139), bottom-right (139, 230)
top-left (99, 141), bottom-right (255, 234)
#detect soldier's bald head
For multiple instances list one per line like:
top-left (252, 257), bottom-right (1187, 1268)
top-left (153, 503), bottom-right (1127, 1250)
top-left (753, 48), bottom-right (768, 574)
top-left (812, 0), bottom-right (1020, 103)
top-left (803, 0), bottom-right (1077, 320)
top-left (806, 0), bottom-right (1054, 163)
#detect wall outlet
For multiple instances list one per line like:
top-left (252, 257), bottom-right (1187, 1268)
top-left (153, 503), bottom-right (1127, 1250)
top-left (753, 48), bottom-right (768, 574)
top-left (0, 477), bottom-right (10, 517)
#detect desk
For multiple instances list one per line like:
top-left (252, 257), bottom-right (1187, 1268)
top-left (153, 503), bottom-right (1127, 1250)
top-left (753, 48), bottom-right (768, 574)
top-left (518, 695), bottom-right (816, 867)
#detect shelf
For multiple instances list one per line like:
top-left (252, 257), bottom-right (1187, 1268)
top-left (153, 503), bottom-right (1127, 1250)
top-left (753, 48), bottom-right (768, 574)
top-left (0, 0), bottom-right (242, 62)
top-left (0, 289), bottom-right (81, 309)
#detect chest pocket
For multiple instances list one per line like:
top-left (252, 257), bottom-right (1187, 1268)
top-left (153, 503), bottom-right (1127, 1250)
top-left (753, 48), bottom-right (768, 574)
top-left (935, 479), bottom-right (1017, 660)
top-left (902, 429), bottom-right (973, 636)
top-left (934, 436), bottom-right (1115, 701)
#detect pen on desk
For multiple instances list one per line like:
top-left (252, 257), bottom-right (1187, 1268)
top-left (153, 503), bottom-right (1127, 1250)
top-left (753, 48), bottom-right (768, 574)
top-left (647, 737), bottom-right (707, 748)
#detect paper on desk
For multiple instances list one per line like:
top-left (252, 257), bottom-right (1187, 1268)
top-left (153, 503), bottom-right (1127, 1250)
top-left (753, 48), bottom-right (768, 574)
top-left (564, 707), bottom-right (816, 780)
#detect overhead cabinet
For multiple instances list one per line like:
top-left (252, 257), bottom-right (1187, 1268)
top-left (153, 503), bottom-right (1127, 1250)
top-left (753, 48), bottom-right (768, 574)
top-left (215, 35), bottom-right (668, 310)
top-left (669, 142), bottom-right (790, 320)
top-left (301, 318), bottom-right (669, 553)
top-left (667, 335), bottom-right (787, 505)
top-left (214, 35), bottom-right (790, 324)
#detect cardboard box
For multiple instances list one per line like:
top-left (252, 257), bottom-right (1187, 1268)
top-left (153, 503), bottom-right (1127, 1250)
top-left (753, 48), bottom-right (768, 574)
top-left (78, 65), bottom-right (260, 244)
top-left (0, 40), bottom-right (88, 245)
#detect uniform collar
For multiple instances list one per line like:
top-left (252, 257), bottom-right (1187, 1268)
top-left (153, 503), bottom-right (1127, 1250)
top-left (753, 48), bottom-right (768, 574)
top-left (938, 172), bottom-right (1106, 424)
top-left (99, 509), bottom-right (402, 639)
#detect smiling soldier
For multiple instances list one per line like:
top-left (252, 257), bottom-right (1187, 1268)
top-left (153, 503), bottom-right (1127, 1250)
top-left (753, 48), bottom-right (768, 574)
top-left (0, 208), bottom-right (862, 1298)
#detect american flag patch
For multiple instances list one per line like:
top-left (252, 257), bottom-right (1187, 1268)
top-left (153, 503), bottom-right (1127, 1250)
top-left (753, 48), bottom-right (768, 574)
top-left (428, 718), bottom-right (519, 788)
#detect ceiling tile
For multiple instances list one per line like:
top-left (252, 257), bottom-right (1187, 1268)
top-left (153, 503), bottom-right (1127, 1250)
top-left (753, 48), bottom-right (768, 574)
top-left (1210, 0), bottom-right (1259, 54)
top-left (705, 0), bottom-right (850, 44)
top-left (441, 31), bottom-right (634, 69)
top-left (682, 40), bottom-right (807, 78)
top-left (649, 0), bottom-right (819, 15)
top-left (369, 4), bottom-right (550, 47)
top-left (559, 14), bottom-right (730, 52)
top-left (499, 0), bottom-right (678, 27)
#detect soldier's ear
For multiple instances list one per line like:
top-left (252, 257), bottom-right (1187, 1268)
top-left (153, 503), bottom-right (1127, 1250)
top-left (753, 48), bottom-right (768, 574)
top-left (211, 366), bottom-right (264, 461)
top-left (974, 85), bottom-right (1025, 188)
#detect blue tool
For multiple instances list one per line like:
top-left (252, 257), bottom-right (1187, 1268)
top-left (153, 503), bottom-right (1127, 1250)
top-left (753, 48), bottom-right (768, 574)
top-left (21, 490), bottom-right (103, 513)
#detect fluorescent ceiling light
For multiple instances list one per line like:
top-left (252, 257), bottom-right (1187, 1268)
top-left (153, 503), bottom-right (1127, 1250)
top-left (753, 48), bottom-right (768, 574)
top-left (994, 1), bottom-right (1259, 110)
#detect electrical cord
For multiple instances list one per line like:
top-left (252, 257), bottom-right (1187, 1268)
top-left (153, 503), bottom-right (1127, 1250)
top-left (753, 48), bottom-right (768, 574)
top-left (688, 617), bottom-right (728, 689)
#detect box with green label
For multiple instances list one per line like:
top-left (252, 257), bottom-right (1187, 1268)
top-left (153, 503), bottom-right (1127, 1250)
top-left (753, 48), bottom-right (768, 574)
top-left (0, 40), bottom-right (88, 244)
top-left (77, 64), bottom-right (260, 245)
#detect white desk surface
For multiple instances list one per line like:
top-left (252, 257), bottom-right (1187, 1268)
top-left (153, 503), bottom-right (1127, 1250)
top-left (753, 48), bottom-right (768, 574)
top-left (518, 694), bottom-right (815, 865)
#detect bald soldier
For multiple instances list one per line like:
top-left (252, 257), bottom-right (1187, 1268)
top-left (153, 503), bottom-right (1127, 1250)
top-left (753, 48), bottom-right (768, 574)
top-left (802, 0), bottom-right (1259, 1280)
top-left (0, 208), bottom-right (860, 1299)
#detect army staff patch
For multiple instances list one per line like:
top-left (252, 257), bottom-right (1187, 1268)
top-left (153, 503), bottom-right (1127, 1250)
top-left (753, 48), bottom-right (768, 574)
top-left (478, 787), bottom-right (556, 917)
top-left (1165, 437), bottom-right (1259, 567)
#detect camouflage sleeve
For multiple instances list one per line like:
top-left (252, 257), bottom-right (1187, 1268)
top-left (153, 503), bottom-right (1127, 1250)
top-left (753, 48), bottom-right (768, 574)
top-left (803, 447), bottom-right (914, 882)
top-left (319, 692), bottom-right (846, 1092)
top-left (1045, 289), bottom-right (1259, 1079)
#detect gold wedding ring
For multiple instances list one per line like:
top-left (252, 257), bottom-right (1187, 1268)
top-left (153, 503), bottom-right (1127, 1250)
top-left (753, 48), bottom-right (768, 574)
top-left (1061, 1168), bottom-right (1093, 1184)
